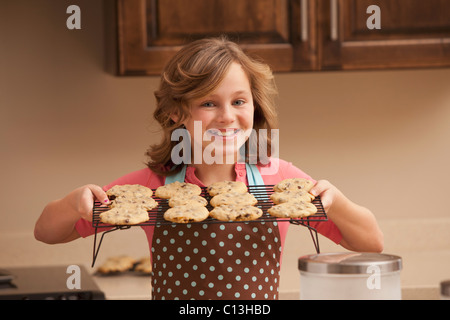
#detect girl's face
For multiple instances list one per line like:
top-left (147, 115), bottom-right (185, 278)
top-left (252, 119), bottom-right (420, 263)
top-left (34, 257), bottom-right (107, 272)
top-left (184, 62), bottom-right (254, 164)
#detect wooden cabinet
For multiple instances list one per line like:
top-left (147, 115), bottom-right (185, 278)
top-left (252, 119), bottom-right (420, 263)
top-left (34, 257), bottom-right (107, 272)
top-left (110, 0), bottom-right (450, 75)
top-left (319, 0), bottom-right (450, 70)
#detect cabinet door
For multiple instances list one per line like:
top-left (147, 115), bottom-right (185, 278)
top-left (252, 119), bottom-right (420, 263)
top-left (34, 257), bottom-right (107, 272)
top-left (116, 0), bottom-right (314, 75)
top-left (319, 0), bottom-right (450, 70)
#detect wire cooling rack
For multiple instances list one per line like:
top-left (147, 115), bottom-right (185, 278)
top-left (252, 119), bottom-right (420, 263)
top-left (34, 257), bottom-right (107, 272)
top-left (90, 185), bottom-right (328, 266)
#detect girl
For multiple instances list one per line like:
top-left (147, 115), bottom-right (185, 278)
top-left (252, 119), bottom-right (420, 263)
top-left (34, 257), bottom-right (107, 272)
top-left (35, 37), bottom-right (383, 300)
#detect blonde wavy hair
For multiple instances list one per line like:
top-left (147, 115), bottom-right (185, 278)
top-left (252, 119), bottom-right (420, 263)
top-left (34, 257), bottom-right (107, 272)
top-left (146, 37), bottom-right (279, 176)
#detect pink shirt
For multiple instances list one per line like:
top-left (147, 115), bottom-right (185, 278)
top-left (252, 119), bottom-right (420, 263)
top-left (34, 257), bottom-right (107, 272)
top-left (75, 158), bottom-right (342, 261)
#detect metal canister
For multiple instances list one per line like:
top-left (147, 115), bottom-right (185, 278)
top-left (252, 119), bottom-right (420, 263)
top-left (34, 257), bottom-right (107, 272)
top-left (298, 252), bottom-right (402, 300)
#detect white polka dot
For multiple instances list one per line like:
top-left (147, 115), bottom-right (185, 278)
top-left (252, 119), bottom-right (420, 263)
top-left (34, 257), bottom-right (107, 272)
top-left (210, 232), bottom-right (216, 238)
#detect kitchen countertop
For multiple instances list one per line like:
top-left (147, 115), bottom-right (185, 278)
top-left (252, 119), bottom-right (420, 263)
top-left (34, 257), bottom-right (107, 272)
top-left (93, 273), bottom-right (152, 300)
top-left (92, 274), bottom-right (441, 300)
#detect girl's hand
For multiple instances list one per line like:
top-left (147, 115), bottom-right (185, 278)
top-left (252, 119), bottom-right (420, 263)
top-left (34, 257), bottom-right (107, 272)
top-left (309, 180), bottom-right (341, 213)
top-left (309, 179), bottom-right (384, 252)
top-left (67, 184), bottom-right (109, 222)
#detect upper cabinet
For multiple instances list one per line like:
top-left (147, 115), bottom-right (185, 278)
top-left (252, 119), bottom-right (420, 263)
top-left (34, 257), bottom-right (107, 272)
top-left (110, 0), bottom-right (450, 75)
top-left (320, 0), bottom-right (450, 70)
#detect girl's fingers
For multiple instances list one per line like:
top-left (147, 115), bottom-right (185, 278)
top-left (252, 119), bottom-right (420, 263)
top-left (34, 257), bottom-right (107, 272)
top-left (310, 180), bottom-right (333, 211)
top-left (87, 184), bottom-right (110, 205)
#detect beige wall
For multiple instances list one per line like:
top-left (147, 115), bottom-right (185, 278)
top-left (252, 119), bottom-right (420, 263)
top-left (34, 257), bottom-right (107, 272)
top-left (2, 0), bottom-right (450, 295)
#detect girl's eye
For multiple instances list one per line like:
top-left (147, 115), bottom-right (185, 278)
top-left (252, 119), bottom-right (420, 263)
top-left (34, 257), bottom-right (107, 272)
top-left (233, 99), bottom-right (245, 106)
top-left (201, 102), bottom-right (215, 107)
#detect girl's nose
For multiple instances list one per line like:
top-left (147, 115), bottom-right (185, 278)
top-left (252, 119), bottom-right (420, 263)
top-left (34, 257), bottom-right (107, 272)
top-left (217, 105), bottom-right (235, 124)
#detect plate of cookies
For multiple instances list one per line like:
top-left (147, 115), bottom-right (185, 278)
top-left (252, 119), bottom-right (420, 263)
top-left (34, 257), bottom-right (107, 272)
top-left (95, 255), bottom-right (152, 276)
top-left (92, 178), bottom-right (327, 228)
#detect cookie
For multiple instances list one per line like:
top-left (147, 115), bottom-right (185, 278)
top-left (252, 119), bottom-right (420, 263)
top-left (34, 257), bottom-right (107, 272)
top-left (108, 194), bottom-right (157, 211)
top-left (270, 190), bottom-right (315, 205)
top-left (134, 256), bottom-right (152, 274)
top-left (106, 184), bottom-right (157, 210)
top-left (155, 181), bottom-right (202, 199)
top-left (267, 201), bottom-right (317, 218)
top-left (100, 203), bottom-right (150, 225)
top-left (97, 255), bottom-right (135, 274)
top-left (273, 178), bottom-right (315, 193)
top-left (209, 205), bottom-right (263, 222)
top-left (101, 184), bottom-right (157, 225)
top-left (207, 181), bottom-right (247, 196)
top-left (163, 204), bottom-right (210, 223)
top-left (168, 194), bottom-right (208, 207)
top-left (210, 192), bottom-right (257, 207)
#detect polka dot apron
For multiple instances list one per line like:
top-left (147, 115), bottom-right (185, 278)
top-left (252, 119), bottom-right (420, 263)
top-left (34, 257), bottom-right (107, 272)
top-left (151, 164), bottom-right (282, 300)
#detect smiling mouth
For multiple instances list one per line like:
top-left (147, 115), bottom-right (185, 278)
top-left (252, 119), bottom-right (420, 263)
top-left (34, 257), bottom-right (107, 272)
top-left (206, 129), bottom-right (241, 138)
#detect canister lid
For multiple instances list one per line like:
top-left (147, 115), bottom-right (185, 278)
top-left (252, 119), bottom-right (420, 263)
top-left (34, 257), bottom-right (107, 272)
top-left (298, 252), bottom-right (402, 274)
